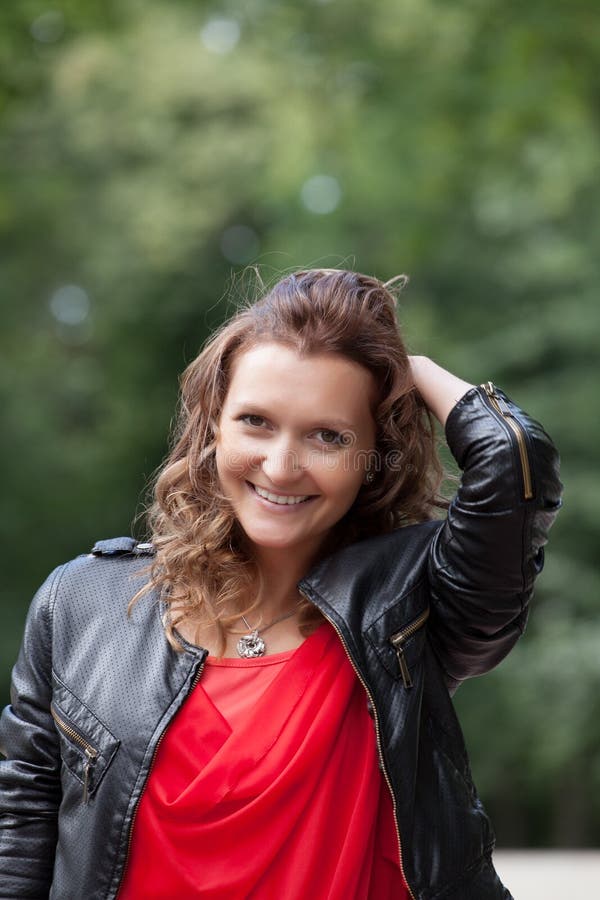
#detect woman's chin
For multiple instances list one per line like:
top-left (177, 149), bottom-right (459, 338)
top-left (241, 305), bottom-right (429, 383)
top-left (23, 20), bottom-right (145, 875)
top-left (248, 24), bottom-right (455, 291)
top-left (243, 527), bottom-right (324, 556)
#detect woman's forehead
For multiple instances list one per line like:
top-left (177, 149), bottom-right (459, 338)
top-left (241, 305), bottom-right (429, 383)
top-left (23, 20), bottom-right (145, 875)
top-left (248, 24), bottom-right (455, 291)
top-left (224, 342), bottom-right (377, 420)
top-left (227, 341), bottom-right (375, 390)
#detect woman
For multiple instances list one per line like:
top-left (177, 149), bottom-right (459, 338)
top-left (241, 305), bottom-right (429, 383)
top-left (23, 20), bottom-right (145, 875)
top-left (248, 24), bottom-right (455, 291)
top-left (0, 269), bottom-right (561, 899)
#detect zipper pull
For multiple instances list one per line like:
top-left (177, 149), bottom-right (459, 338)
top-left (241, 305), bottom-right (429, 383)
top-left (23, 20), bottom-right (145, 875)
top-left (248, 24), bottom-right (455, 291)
top-left (389, 609), bottom-right (429, 689)
top-left (82, 748), bottom-right (97, 804)
top-left (482, 381), bottom-right (512, 417)
top-left (393, 644), bottom-right (413, 689)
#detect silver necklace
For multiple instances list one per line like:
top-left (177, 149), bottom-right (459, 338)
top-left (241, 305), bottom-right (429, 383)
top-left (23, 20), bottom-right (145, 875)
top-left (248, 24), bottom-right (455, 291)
top-left (236, 607), bottom-right (299, 658)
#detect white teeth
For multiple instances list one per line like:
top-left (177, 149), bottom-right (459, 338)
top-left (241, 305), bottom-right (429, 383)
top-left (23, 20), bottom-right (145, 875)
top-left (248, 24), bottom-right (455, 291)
top-left (253, 485), bottom-right (309, 505)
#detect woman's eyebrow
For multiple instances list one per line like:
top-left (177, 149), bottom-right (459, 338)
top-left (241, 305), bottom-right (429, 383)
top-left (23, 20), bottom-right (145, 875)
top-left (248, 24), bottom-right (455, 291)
top-left (314, 418), bottom-right (355, 431)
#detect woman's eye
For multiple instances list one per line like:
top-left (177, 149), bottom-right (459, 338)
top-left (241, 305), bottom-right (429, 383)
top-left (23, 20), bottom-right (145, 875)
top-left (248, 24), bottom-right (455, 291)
top-left (240, 414), bottom-right (266, 427)
top-left (316, 429), bottom-right (343, 445)
top-left (315, 429), bottom-right (355, 446)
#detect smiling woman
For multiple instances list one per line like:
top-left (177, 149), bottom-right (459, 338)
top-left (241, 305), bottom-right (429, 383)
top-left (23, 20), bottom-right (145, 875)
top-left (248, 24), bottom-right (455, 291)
top-left (217, 345), bottom-right (376, 558)
top-left (140, 270), bottom-right (452, 661)
top-left (0, 268), bottom-right (562, 899)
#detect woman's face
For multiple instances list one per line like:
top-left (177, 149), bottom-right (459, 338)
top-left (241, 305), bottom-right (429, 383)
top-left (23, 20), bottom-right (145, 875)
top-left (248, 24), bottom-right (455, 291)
top-left (215, 342), bottom-right (377, 562)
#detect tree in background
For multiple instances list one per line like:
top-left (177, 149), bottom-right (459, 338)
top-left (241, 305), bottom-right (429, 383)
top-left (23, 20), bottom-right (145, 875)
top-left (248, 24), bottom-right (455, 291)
top-left (1, 0), bottom-right (598, 846)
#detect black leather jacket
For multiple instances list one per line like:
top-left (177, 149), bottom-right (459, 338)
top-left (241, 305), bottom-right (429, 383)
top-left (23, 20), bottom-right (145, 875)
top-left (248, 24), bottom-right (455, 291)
top-left (0, 385), bottom-right (562, 900)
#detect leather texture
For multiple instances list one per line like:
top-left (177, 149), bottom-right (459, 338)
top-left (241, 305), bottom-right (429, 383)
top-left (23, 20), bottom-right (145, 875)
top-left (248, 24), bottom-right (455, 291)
top-left (0, 386), bottom-right (562, 899)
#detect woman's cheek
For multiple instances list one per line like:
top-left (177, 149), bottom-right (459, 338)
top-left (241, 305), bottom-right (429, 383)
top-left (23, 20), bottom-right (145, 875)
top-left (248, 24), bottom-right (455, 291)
top-left (223, 437), bottom-right (262, 478)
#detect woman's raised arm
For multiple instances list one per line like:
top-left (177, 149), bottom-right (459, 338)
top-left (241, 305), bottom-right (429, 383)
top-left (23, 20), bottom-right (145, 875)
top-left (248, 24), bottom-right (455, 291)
top-left (408, 355), bottom-right (474, 427)
top-left (410, 363), bottom-right (563, 691)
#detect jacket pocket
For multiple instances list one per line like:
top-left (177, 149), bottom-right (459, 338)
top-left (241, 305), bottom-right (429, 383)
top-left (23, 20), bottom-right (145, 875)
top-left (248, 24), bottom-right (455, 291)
top-left (51, 678), bottom-right (120, 803)
top-left (389, 606), bottom-right (430, 688)
top-left (365, 584), bottom-right (430, 687)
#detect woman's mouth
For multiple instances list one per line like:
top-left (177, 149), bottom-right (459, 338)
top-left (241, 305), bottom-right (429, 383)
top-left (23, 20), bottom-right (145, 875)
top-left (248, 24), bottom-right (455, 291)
top-left (248, 482), bottom-right (315, 506)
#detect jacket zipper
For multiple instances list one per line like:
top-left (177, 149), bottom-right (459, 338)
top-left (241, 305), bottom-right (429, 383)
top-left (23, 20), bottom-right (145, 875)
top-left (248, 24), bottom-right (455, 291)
top-left (299, 591), bottom-right (416, 900)
top-left (116, 657), bottom-right (206, 895)
top-left (389, 607), bottom-right (430, 689)
top-left (51, 705), bottom-right (99, 804)
top-left (481, 381), bottom-right (533, 500)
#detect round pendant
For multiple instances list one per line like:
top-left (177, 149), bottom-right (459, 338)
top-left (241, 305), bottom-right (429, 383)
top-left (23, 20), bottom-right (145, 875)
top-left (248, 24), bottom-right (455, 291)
top-left (237, 630), bottom-right (266, 658)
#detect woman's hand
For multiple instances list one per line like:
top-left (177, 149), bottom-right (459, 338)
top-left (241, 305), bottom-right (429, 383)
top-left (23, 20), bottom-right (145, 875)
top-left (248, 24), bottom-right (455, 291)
top-left (408, 356), bottom-right (475, 427)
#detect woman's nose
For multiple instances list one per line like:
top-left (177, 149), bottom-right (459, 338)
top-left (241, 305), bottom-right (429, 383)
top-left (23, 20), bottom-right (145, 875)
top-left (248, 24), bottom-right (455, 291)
top-left (260, 440), bottom-right (305, 484)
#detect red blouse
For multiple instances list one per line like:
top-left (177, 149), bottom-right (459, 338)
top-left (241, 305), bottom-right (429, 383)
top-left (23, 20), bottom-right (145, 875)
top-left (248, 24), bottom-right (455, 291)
top-left (118, 622), bottom-right (410, 899)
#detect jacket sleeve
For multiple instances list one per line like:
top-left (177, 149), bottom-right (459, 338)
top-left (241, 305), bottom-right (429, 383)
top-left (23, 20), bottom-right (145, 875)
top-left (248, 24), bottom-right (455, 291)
top-left (427, 383), bottom-right (562, 691)
top-left (0, 566), bottom-right (64, 898)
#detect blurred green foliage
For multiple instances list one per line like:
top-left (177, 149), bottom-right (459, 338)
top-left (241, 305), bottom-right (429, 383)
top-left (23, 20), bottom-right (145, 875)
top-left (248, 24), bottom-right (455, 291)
top-left (1, 0), bottom-right (598, 846)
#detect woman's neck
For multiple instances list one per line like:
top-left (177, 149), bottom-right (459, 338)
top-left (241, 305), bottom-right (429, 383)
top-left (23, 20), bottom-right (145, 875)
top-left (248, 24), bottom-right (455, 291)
top-left (249, 543), bottom-right (320, 618)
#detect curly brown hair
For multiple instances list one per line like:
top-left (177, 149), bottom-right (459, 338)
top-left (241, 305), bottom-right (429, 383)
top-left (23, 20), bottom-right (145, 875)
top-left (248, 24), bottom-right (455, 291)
top-left (133, 268), bottom-right (446, 653)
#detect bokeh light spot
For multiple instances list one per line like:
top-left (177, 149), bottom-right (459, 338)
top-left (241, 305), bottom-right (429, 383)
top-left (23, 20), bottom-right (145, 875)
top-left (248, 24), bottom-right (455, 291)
top-left (200, 18), bottom-right (241, 54)
top-left (49, 284), bottom-right (91, 326)
top-left (30, 11), bottom-right (65, 44)
top-left (300, 175), bottom-right (342, 214)
top-left (220, 225), bottom-right (260, 264)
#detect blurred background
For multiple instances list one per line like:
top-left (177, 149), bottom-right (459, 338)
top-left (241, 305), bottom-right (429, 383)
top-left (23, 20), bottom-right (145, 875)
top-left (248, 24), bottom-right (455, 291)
top-left (1, 0), bottom-right (598, 849)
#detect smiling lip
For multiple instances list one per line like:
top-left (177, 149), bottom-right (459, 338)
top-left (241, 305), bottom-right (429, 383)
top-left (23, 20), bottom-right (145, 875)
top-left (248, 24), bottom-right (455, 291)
top-left (247, 482), bottom-right (316, 507)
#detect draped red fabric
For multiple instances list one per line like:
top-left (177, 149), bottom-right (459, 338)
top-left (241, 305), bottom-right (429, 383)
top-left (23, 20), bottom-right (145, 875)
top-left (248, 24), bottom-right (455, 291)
top-left (118, 622), bottom-right (410, 899)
